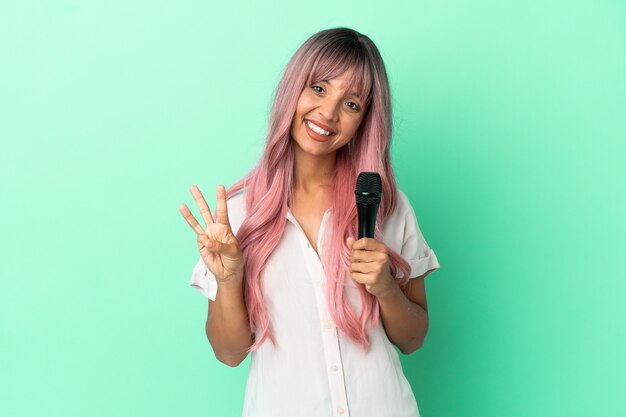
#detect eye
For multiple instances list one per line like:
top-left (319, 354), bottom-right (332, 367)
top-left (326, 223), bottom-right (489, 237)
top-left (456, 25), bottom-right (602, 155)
top-left (346, 101), bottom-right (360, 111)
top-left (311, 85), bottom-right (324, 93)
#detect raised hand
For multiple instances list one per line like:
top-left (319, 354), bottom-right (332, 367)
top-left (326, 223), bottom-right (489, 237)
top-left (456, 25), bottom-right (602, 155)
top-left (179, 185), bottom-right (244, 286)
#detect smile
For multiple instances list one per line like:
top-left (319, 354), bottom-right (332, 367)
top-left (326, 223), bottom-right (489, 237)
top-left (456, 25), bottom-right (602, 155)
top-left (306, 120), bottom-right (334, 136)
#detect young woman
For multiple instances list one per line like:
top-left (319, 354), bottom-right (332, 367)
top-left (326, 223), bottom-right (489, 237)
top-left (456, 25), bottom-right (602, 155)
top-left (179, 27), bottom-right (440, 417)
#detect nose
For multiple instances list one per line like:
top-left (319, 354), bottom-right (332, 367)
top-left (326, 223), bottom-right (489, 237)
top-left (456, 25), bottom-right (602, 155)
top-left (317, 98), bottom-right (340, 122)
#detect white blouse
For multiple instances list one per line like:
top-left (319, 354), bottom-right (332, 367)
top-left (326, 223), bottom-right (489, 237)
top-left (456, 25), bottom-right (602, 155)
top-left (189, 188), bottom-right (440, 417)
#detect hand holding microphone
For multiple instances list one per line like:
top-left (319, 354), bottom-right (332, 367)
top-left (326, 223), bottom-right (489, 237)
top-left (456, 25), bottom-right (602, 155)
top-left (346, 172), bottom-right (396, 299)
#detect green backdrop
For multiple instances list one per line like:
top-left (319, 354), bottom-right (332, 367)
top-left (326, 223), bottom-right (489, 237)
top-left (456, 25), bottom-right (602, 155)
top-left (1, 1), bottom-right (624, 416)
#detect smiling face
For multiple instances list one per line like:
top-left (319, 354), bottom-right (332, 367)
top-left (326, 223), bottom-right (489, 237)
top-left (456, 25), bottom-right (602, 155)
top-left (290, 69), bottom-right (367, 158)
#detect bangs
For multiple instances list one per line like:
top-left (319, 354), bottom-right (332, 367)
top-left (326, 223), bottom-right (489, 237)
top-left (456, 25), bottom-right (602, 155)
top-left (306, 42), bottom-right (374, 108)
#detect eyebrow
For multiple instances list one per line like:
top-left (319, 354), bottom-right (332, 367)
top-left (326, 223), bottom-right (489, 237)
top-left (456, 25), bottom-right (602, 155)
top-left (320, 79), bottom-right (361, 99)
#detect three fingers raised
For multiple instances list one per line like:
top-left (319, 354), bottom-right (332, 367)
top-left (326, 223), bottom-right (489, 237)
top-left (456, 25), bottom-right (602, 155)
top-left (178, 184), bottom-right (231, 235)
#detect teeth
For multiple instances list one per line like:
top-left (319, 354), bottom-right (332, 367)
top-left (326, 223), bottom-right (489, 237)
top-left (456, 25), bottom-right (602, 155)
top-left (307, 120), bottom-right (332, 136)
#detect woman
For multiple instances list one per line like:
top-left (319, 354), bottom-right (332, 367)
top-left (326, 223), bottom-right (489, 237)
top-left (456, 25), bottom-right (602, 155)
top-left (179, 27), bottom-right (440, 417)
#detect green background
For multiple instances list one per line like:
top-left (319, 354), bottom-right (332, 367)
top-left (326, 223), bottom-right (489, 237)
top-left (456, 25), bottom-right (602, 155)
top-left (1, 1), bottom-right (625, 416)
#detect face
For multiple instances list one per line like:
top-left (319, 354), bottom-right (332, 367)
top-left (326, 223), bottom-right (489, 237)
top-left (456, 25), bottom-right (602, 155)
top-left (290, 69), bottom-right (367, 158)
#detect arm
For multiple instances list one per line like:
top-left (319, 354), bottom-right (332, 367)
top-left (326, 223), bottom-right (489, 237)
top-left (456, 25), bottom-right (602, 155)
top-left (206, 277), bottom-right (254, 367)
top-left (377, 272), bottom-right (431, 355)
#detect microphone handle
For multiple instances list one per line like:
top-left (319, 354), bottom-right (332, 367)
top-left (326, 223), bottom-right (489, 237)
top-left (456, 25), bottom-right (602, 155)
top-left (357, 203), bottom-right (380, 239)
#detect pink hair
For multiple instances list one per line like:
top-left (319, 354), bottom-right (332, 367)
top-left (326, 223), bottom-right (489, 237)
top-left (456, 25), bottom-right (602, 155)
top-left (223, 27), bottom-right (411, 354)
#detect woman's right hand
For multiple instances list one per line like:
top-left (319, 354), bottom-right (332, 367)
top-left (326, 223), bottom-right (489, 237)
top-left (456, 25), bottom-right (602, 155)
top-left (179, 184), bottom-right (244, 286)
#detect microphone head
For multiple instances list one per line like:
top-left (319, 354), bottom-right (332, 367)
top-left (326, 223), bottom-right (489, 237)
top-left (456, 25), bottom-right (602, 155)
top-left (355, 172), bottom-right (382, 205)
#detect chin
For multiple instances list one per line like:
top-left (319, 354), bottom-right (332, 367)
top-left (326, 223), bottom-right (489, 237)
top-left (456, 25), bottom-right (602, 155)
top-left (294, 138), bottom-right (333, 156)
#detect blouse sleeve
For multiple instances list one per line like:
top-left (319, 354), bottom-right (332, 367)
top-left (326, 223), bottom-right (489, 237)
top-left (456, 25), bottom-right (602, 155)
top-left (189, 257), bottom-right (218, 301)
top-left (393, 190), bottom-right (440, 280)
top-left (188, 189), bottom-right (247, 302)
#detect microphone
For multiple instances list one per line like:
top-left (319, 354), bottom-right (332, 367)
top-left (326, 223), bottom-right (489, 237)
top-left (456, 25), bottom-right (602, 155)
top-left (355, 172), bottom-right (382, 239)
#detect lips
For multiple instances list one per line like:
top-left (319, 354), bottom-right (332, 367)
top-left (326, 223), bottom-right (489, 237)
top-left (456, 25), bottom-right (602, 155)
top-left (304, 119), bottom-right (334, 142)
top-left (306, 119), bottom-right (335, 134)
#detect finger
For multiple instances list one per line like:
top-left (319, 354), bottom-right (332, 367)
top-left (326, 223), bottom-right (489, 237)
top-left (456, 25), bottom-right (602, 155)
top-left (350, 261), bottom-right (378, 274)
top-left (214, 184), bottom-right (231, 226)
top-left (353, 237), bottom-right (378, 251)
top-left (179, 203), bottom-right (205, 235)
top-left (351, 249), bottom-right (382, 264)
top-left (355, 238), bottom-right (387, 253)
top-left (347, 237), bottom-right (376, 263)
top-left (198, 234), bottom-right (217, 263)
top-left (189, 185), bottom-right (215, 228)
top-left (200, 234), bottom-right (235, 256)
top-left (350, 272), bottom-right (370, 285)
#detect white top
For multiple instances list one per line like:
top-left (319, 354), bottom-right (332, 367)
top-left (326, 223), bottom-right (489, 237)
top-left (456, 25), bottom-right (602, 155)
top-left (189, 188), bottom-right (440, 417)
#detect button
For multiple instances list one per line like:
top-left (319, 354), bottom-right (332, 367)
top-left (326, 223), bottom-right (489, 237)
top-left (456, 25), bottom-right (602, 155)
top-left (337, 407), bottom-right (345, 414)
top-left (331, 364), bottom-right (339, 372)
top-left (307, 243), bottom-right (311, 248)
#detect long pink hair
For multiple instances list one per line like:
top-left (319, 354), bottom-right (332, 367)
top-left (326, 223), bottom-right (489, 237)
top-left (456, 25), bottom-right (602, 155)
top-left (223, 27), bottom-right (411, 354)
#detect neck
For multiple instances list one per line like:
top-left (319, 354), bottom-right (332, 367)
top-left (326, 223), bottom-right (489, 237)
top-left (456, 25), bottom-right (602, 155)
top-left (293, 146), bottom-right (337, 194)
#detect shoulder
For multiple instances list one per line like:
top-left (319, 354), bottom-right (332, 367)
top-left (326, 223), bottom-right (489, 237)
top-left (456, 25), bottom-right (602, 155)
top-left (384, 188), bottom-right (441, 279)
top-left (395, 189), bottom-right (412, 216)
top-left (384, 189), bottom-right (413, 229)
top-left (380, 189), bottom-right (412, 252)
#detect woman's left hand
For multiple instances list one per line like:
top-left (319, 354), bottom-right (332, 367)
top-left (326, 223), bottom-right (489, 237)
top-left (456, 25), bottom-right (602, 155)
top-left (346, 237), bottom-right (397, 299)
